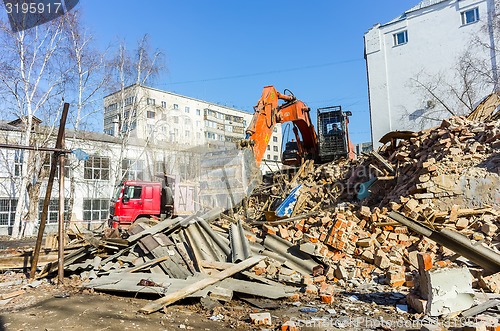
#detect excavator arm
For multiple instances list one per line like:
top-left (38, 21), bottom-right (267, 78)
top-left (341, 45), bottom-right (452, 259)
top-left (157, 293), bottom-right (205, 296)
top-left (242, 86), bottom-right (319, 167)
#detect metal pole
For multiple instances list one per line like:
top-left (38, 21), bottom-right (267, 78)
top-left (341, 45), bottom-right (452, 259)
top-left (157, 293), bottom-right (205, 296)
top-left (57, 146), bottom-right (65, 284)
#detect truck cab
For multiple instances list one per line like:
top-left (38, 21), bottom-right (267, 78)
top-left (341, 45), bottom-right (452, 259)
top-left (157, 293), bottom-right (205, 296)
top-left (109, 180), bottom-right (164, 228)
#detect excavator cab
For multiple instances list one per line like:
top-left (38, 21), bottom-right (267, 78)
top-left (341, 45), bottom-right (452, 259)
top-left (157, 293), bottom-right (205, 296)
top-left (317, 106), bottom-right (353, 162)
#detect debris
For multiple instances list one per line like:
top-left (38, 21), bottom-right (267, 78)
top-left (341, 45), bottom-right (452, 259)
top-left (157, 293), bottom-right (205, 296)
top-left (0, 289), bottom-right (24, 300)
top-left (249, 312), bottom-right (272, 326)
top-left (424, 266), bottom-right (475, 316)
top-left (139, 256), bottom-right (265, 314)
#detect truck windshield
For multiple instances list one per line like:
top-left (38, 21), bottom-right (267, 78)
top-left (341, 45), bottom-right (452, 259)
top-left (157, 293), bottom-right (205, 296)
top-left (112, 184), bottom-right (123, 201)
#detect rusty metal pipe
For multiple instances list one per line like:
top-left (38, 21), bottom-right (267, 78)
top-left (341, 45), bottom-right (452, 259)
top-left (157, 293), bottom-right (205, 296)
top-left (388, 211), bottom-right (500, 274)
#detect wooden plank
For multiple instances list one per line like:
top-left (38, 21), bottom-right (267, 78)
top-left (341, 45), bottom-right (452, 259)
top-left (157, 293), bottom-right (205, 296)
top-left (371, 151), bottom-right (394, 174)
top-left (0, 290), bottom-right (24, 300)
top-left (199, 259), bottom-right (288, 287)
top-left (461, 299), bottom-right (500, 317)
top-left (121, 255), bottom-right (170, 273)
top-left (139, 255), bottom-right (265, 314)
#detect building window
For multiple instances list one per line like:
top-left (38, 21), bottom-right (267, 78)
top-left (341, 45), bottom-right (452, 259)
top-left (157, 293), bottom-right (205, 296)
top-left (273, 155), bottom-right (278, 161)
top-left (124, 97), bottom-right (134, 106)
top-left (273, 146), bottom-right (278, 152)
top-left (147, 111), bottom-right (155, 119)
top-left (147, 98), bottom-right (155, 105)
top-left (122, 159), bottom-right (144, 181)
top-left (185, 106), bottom-right (190, 113)
top-left (161, 101), bottom-right (167, 108)
top-left (267, 145), bottom-right (270, 150)
top-left (267, 154), bottom-right (271, 160)
top-left (105, 103), bottom-right (118, 113)
top-left (173, 104), bottom-right (179, 110)
top-left (273, 136), bottom-right (278, 142)
top-left (0, 199), bottom-right (17, 227)
top-left (43, 158), bottom-right (70, 178)
top-left (14, 150), bottom-right (23, 176)
top-left (197, 132), bottom-right (201, 139)
top-left (461, 7), bottom-right (479, 25)
top-left (393, 30), bottom-right (408, 46)
top-left (38, 199), bottom-right (69, 224)
top-left (83, 199), bottom-right (109, 221)
top-left (84, 156), bottom-right (109, 180)
top-left (173, 116), bottom-right (179, 124)
top-left (185, 130), bottom-right (190, 138)
top-left (196, 109), bottom-right (201, 115)
top-left (185, 118), bottom-right (190, 125)
top-left (273, 127), bottom-right (277, 132)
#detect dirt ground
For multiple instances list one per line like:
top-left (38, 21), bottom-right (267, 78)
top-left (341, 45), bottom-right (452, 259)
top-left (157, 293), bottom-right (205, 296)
top-left (1, 281), bottom-right (251, 331)
top-left (0, 274), bottom-right (426, 331)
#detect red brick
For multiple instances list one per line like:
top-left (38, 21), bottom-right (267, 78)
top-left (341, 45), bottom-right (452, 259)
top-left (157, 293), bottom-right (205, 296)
top-left (304, 284), bottom-right (318, 294)
top-left (281, 320), bottom-right (299, 331)
top-left (417, 253), bottom-right (433, 272)
top-left (320, 294), bottom-right (334, 304)
top-left (262, 224), bottom-right (277, 235)
top-left (313, 275), bottom-right (326, 284)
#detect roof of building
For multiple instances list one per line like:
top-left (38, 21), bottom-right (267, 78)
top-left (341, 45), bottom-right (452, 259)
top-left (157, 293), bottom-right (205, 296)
top-left (381, 0), bottom-right (450, 26)
top-left (406, 0), bottom-right (449, 13)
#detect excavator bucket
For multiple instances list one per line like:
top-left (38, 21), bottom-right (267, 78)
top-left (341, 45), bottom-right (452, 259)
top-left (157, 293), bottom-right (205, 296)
top-left (196, 147), bottom-right (261, 211)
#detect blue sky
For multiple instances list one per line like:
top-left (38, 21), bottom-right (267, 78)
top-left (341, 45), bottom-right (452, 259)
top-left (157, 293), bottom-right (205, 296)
top-left (81, 1), bottom-right (420, 144)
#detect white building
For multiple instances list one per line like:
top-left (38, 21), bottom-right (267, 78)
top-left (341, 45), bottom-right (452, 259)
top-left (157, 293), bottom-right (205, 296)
top-left (103, 85), bottom-right (282, 172)
top-left (0, 86), bottom-right (284, 235)
top-left (364, 0), bottom-right (498, 147)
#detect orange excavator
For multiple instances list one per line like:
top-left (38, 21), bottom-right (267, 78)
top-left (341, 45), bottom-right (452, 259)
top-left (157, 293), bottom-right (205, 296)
top-left (241, 85), bottom-right (354, 167)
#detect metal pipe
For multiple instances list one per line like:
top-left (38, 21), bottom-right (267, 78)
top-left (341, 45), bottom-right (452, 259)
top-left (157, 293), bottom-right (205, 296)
top-left (58, 139), bottom-right (65, 284)
top-left (263, 234), bottom-right (323, 276)
top-left (0, 143), bottom-right (71, 153)
top-left (388, 211), bottom-right (500, 274)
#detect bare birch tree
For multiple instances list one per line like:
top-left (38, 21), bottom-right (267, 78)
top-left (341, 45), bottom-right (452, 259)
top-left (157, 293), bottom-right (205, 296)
top-left (0, 13), bottom-right (70, 238)
top-left (106, 35), bottom-right (164, 193)
top-left (62, 10), bottom-right (107, 220)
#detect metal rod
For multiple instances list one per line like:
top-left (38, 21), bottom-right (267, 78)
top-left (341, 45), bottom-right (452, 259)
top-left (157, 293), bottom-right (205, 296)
top-left (0, 143), bottom-right (70, 153)
top-left (57, 131), bottom-right (65, 284)
top-left (30, 103), bottom-right (69, 279)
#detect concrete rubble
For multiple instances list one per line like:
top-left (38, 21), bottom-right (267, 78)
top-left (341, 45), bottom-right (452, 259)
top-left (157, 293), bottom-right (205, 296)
top-left (1, 115), bottom-right (500, 329)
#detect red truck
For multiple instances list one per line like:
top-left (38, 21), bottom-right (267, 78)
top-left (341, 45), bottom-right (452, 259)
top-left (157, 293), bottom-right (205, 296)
top-left (108, 176), bottom-right (196, 229)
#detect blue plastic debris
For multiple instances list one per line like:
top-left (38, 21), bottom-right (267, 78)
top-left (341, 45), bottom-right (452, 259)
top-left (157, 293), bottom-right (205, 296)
top-left (357, 177), bottom-right (377, 200)
top-left (275, 184), bottom-right (302, 218)
top-left (72, 148), bottom-right (89, 161)
top-left (299, 307), bottom-right (318, 313)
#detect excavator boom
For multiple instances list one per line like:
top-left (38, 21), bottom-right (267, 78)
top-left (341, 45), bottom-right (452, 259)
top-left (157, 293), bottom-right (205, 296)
top-left (243, 86), bottom-right (319, 167)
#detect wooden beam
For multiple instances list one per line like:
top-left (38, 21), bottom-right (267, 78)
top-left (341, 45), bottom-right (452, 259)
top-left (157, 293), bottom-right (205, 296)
top-left (30, 103), bottom-right (69, 279)
top-left (371, 151), bottom-right (395, 174)
top-left (139, 255), bottom-right (265, 314)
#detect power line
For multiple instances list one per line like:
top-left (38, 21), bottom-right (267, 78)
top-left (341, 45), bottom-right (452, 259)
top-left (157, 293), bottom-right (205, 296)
top-left (158, 58), bottom-right (364, 85)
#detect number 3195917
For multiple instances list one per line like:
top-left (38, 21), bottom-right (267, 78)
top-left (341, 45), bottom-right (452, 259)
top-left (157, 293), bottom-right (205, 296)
top-left (6, 2), bottom-right (62, 14)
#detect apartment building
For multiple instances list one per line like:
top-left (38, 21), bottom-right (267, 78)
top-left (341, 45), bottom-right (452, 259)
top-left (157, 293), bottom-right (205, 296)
top-left (365, 0), bottom-right (497, 147)
top-left (103, 85), bottom-right (282, 171)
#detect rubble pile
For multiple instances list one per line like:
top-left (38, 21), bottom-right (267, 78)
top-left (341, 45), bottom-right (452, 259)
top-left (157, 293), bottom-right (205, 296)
top-left (0, 115), bottom-right (499, 328)
top-left (358, 116), bottom-right (500, 210)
